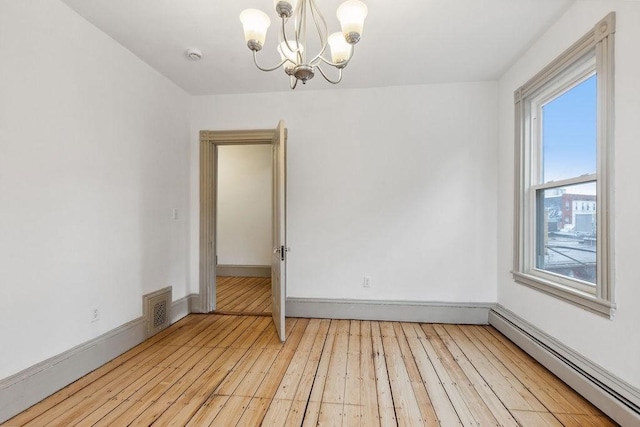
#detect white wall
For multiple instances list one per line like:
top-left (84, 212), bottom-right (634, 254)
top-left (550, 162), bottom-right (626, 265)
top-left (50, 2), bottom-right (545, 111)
top-left (217, 145), bottom-right (272, 266)
top-left (497, 0), bottom-right (640, 389)
top-left (0, 0), bottom-right (190, 380)
top-left (190, 82), bottom-right (499, 302)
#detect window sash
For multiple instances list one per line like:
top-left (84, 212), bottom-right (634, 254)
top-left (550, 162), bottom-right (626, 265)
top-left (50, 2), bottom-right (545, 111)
top-left (530, 180), bottom-right (597, 294)
top-left (530, 174), bottom-right (596, 192)
top-left (527, 180), bottom-right (598, 291)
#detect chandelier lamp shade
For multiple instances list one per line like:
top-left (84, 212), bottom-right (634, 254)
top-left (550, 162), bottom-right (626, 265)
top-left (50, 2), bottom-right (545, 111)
top-left (239, 0), bottom-right (368, 89)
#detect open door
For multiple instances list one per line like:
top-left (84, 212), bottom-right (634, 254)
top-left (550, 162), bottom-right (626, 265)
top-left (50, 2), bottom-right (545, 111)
top-left (271, 121), bottom-right (287, 342)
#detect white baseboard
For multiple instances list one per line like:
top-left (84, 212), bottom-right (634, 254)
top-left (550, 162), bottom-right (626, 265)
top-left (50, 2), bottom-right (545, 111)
top-left (171, 293), bottom-right (197, 323)
top-left (216, 264), bottom-right (271, 278)
top-left (286, 298), bottom-right (494, 324)
top-left (489, 305), bottom-right (640, 426)
top-left (0, 294), bottom-right (198, 423)
top-left (0, 317), bottom-right (146, 423)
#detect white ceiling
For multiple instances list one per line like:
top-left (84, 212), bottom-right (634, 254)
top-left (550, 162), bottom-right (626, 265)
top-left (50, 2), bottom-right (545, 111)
top-left (59, 0), bottom-right (573, 95)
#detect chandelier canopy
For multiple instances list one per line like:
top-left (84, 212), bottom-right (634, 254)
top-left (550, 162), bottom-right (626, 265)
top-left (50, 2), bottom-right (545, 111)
top-left (239, 0), bottom-right (368, 89)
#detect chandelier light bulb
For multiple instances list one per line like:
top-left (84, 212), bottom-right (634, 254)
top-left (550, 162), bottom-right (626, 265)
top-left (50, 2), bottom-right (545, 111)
top-left (328, 32), bottom-right (352, 66)
top-left (336, 0), bottom-right (368, 44)
top-left (240, 9), bottom-right (271, 51)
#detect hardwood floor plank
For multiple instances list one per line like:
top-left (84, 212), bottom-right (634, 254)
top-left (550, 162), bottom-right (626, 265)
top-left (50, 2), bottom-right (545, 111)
top-left (23, 351), bottom-right (170, 426)
top-left (244, 287), bottom-right (272, 313)
top-left (233, 348), bottom-right (281, 397)
top-left (272, 319), bottom-right (322, 401)
top-left (215, 276), bottom-right (271, 315)
top-left (301, 400), bottom-right (322, 427)
top-left (344, 404), bottom-right (364, 426)
top-left (254, 319), bottom-right (309, 399)
top-left (371, 321), bottom-right (397, 427)
top-left (96, 366), bottom-right (192, 426)
top-left (321, 319), bottom-right (350, 408)
top-left (292, 319), bottom-right (331, 403)
top-left (194, 315), bottom-right (247, 348)
top-left (484, 326), bottom-right (605, 417)
top-left (183, 395), bottom-right (229, 427)
top-left (422, 324), bottom-right (500, 426)
top-left (344, 320), bottom-right (361, 407)
top-left (317, 402), bottom-right (345, 426)
top-left (360, 321), bottom-right (382, 427)
top-left (161, 315), bottom-right (226, 347)
top-left (261, 398), bottom-right (294, 426)
top-left (432, 323), bottom-right (518, 426)
top-left (4, 314), bottom-right (617, 427)
top-left (222, 282), bottom-right (264, 312)
top-left (555, 412), bottom-right (618, 427)
top-left (92, 369), bottom-right (182, 425)
top-left (237, 397), bottom-right (271, 426)
top-left (3, 316), bottom-right (193, 426)
top-left (446, 324), bottom-right (548, 412)
top-left (307, 320), bottom-right (337, 404)
top-left (214, 344), bottom-right (270, 396)
top-left (47, 365), bottom-right (157, 426)
top-left (379, 322), bottom-right (423, 426)
top-left (511, 410), bottom-right (564, 426)
top-left (468, 325), bottom-right (590, 415)
top-left (410, 323), bottom-right (475, 426)
top-left (400, 323), bottom-right (462, 426)
top-left (392, 323), bottom-right (439, 426)
top-left (215, 316), bottom-right (263, 348)
top-left (207, 395), bottom-right (252, 426)
top-left (141, 346), bottom-right (248, 425)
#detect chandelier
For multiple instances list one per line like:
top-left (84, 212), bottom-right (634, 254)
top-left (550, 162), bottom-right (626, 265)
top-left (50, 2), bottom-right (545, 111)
top-left (239, 0), bottom-right (368, 89)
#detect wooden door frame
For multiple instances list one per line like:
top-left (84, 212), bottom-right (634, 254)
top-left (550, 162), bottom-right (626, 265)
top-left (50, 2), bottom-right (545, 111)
top-left (198, 129), bottom-right (277, 314)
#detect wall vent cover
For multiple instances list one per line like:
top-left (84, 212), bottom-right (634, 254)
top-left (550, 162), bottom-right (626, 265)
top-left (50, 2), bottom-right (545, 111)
top-left (143, 287), bottom-right (172, 337)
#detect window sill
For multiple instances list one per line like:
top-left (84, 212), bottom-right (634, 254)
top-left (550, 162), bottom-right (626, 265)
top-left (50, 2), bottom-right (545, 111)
top-left (512, 271), bottom-right (616, 318)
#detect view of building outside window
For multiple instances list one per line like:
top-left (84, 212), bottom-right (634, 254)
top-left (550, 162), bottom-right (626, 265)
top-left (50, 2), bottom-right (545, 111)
top-left (537, 75), bottom-right (597, 284)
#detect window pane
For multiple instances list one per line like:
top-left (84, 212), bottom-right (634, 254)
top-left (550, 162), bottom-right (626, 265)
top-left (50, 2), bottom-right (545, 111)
top-left (542, 74), bottom-right (597, 183)
top-left (536, 182), bottom-right (596, 284)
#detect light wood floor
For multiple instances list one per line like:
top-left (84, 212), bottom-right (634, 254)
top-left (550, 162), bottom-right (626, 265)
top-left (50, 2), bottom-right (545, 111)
top-left (215, 276), bottom-right (271, 316)
top-left (3, 313), bottom-right (615, 426)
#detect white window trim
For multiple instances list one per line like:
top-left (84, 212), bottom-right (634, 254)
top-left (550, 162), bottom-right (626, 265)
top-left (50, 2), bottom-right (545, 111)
top-left (513, 12), bottom-right (616, 317)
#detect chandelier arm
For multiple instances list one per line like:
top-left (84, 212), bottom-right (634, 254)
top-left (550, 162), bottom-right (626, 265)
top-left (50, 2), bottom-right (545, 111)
top-left (290, 75), bottom-right (299, 90)
top-left (307, 0), bottom-right (329, 65)
top-left (295, 0), bottom-right (306, 64)
top-left (281, 16), bottom-right (300, 60)
top-left (316, 65), bottom-right (343, 85)
top-left (252, 50), bottom-right (288, 72)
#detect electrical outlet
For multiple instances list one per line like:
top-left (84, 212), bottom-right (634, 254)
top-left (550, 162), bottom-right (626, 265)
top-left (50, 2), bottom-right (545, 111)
top-left (91, 307), bottom-right (100, 323)
top-left (363, 276), bottom-right (371, 288)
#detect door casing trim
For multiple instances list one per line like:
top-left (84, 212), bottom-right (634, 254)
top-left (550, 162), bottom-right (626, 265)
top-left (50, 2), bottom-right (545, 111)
top-left (198, 129), bottom-right (276, 313)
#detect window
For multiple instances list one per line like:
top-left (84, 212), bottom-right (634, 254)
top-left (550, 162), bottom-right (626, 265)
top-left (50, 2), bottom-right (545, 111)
top-left (513, 13), bottom-right (615, 317)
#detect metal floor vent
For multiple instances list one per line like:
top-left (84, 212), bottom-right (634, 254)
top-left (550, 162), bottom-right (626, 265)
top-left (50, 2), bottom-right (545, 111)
top-left (143, 287), bottom-right (172, 338)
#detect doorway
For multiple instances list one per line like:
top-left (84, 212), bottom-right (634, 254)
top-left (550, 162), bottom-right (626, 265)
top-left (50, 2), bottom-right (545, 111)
top-left (199, 122), bottom-right (287, 341)
top-left (215, 143), bottom-right (272, 316)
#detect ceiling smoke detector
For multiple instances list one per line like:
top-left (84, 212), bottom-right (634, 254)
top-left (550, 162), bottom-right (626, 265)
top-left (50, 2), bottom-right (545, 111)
top-left (186, 48), bottom-right (203, 60)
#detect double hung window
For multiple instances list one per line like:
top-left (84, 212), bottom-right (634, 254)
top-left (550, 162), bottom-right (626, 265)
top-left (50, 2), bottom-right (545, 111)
top-left (513, 13), bottom-right (615, 316)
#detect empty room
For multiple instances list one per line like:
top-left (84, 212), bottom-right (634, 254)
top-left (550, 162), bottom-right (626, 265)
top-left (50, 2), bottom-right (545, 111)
top-left (1, 0), bottom-right (639, 425)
